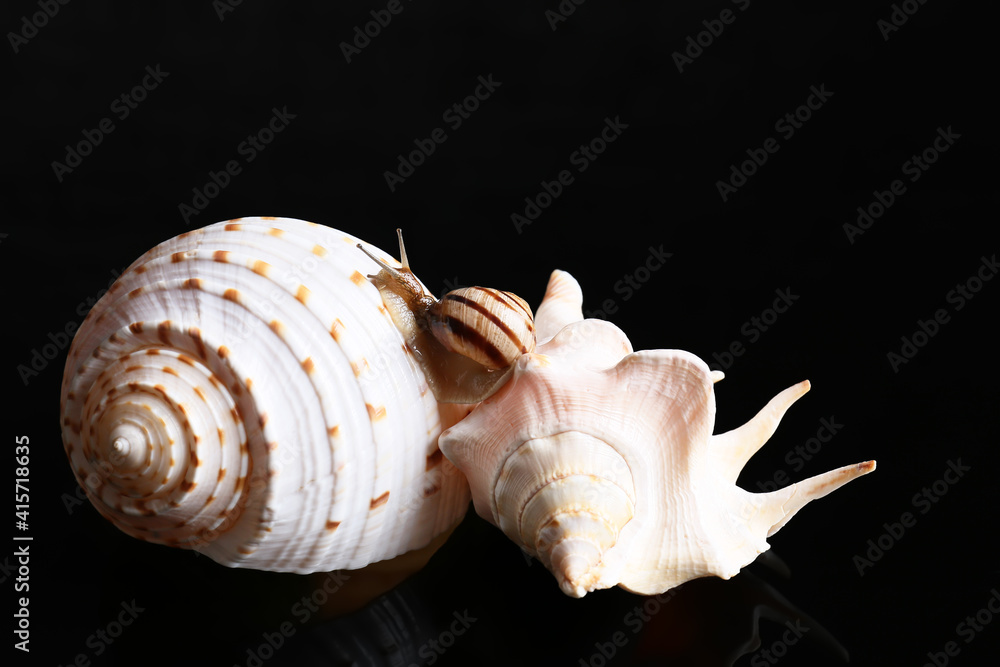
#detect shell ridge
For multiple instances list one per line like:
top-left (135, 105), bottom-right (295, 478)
top-left (62, 218), bottom-right (471, 574)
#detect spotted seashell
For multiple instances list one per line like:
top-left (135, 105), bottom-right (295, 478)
top-left (59, 217), bottom-right (471, 572)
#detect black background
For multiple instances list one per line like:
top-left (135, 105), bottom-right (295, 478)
top-left (4, 1), bottom-right (997, 666)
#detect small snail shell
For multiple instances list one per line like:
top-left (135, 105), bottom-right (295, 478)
top-left (60, 217), bottom-right (473, 573)
top-left (357, 230), bottom-right (535, 404)
top-left (428, 287), bottom-right (535, 370)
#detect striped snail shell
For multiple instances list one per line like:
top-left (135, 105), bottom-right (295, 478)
top-left (428, 287), bottom-right (535, 370)
top-left (357, 230), bottom-right (535, 404)
top-left (59, 217), bottom-right (473, 573)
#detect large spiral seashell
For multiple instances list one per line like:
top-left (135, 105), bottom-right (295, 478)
top-left (60, 217), bottom-right (472, 572)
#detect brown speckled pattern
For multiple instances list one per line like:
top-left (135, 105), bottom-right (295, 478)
top-left (59, 217), bottom-right (472, 574)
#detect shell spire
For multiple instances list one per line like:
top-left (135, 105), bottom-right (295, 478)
top-left (440, 270), bottom-right (876, 597)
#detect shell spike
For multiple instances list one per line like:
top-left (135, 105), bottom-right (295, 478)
top-left (711, 380), bottom-right (812, 484)
top-left (534, 270), bottom-right (584, 342)
top-left (752, 460), bottom-right (877, 538)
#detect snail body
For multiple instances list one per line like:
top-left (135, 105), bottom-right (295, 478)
top-left (61, 217), bottom-right (876, 596)
top-left (357, 230), bottom-right (534, 403)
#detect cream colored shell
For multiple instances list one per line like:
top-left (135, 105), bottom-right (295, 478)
top-left (60, 217), bottom-right (471, 572)
top-left (440, 270), bottom-right (876, 597)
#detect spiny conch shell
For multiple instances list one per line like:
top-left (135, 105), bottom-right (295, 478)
top-left (440, 269), bottom-right (876, 598)
top-left (60, 217), bottom-right (472, 572)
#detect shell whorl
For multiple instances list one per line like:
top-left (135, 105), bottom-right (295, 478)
top-left (496, 432), bottom-right (636, 597)
top-left (70, 344), bottom-right (254, 550)
top-left (60, 218), bottom-right (471, 573)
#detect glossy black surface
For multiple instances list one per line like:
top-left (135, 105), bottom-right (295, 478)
top-left (5, 2), bottom-right (995, 665)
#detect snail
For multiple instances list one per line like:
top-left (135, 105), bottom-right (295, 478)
top-left (60, 216), bottom-right (876, 597)
top-left (356, 229), bottom-right (535, 404)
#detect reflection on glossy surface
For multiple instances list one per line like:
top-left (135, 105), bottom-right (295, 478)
top-left (69, 502), bottom-right (864, 666)
top-left (238, 517), bottom-right (853, 667)
top-left (628, 561), bottom-right (849, 665)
